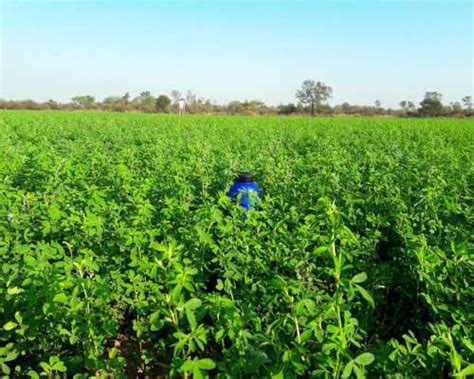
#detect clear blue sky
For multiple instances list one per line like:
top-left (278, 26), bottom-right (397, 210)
top-left (1, 0), bottom-right (472, 107)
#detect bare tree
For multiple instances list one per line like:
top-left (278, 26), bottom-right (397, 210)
top-left (296, 80), bottom-right (333, 115)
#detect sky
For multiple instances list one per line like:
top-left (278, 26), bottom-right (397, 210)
top-left (1, 0), bottom-right (473, 108)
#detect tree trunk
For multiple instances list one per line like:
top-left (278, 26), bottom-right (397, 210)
top-left (311, 102), bottom-right (314, 116)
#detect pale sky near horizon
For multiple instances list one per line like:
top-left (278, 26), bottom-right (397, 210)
top-left (1, 0), bottom-right (473, 108)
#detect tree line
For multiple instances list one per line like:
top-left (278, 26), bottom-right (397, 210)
top-left (0, 80), bottom-right (471, 117)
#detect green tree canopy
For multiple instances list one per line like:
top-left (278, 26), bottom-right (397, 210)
top-left (71, 95), bottom-right (95, 108)
top-left (296, 80), bottom-right (333, 115)
top-left (156, 95), bottom-right (171, 112)
top-left (419, 92), bottom-right (443, 117)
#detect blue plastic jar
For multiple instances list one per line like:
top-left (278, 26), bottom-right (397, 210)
top-left (227, 172), bottom-right (262, 210)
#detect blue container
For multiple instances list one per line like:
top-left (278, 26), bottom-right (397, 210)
top-left (227, 172), bottom-right (262, 210)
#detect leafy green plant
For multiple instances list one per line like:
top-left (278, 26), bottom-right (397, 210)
top-left (0, 111), bottom-right (472, 377)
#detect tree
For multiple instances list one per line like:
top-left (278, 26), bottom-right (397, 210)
top-left (186, 90), bottom-right (196, 105)
top-left (373, 100), bottom-right (382, 115)
top-left (188, 97), bottom-right (214, 114)
top-left (448, 102), bottom-right (463, 115)
top-left (122, 92), bottom-right (130, 106)
top-left (296, 80), bottom-right (333, 115)
top-left (112, 92), bottom-right (131, 111)
top-left (170, 90), bottom-right (182, 105)
top-left (102, 96), bottom-right (127, 112)
top-left (156, 95), bottom-right (171, 112)
top-left (462, 96), bottom-right (472, 115)
top-left (103, 96), bottom-right (121, 104)
top-left (47, 99), bottom-right (60, 110)
top-left (425, 92), bottom-right (442, 101)
top-left (399, 100), bottom-right (415, 111)
top-left (419, 91), bottom-right (443, 117)
top-left (341, 102), bottom-right (354, 115)
top-left (399, 100), bottom-right (416, 116)
top-left (278, 103), bottom-right (298, 115)
top-left (226, 101), bottom-right (243, 115)
top-left (239, 100), bottom-right (266, 115)
top-left (71, 95), bottom-right (95, 108)
top-left (134, 91), bottom-right (156, 113)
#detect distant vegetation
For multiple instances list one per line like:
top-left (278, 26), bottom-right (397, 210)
top-left (0, 80), bottom-right (472, 117)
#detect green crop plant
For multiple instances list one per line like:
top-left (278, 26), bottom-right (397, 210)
top-left (0, 110), bottom-right (472, 378)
